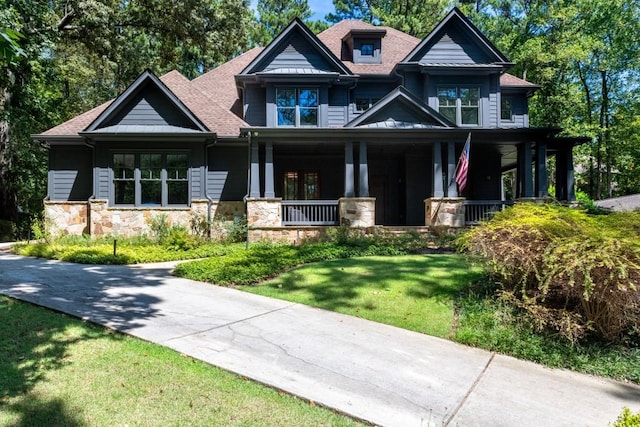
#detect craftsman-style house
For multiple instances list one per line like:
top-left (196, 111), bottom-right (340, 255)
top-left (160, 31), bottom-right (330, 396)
top-left (33, 8), bottom-right (582, 241)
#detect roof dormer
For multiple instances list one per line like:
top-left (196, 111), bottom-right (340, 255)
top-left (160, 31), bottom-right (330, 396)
top-left (342, 28), bottom-right (386, 64)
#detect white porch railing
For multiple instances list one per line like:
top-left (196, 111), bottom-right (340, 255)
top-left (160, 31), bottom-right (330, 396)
top-left (464, 200), bottom-right (513, 225)
top-left (281, 200), bottom-right (339, 225)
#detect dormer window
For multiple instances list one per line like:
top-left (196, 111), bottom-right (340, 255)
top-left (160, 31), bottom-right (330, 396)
top-left (342, 29), bottom-right (386, 64)
top-left (361, 43), bottom-right (374, 57)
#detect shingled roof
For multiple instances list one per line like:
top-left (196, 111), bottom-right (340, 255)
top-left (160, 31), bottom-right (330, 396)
top-left (37, 19), bottom-right (539, 140)
top-left (317, 20), bottom-right (420, 75)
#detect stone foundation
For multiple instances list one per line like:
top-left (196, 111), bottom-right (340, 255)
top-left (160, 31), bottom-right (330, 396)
top-left (425, 198), bottom-right (465, 227)
top-left (44, 201), bottom-right (89, 237)
top-left (339, 197), bottom-right (375, 227)
top-left (247, 226), bottom-right (339, 244)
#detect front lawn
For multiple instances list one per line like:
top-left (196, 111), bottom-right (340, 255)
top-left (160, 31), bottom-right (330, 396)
top-left (0, 296), bottom-right (362, 426)
top-left (240, 254), bottom-right (483, 338)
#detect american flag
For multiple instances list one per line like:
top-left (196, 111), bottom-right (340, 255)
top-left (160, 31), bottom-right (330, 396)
top-left (456, 133), bottom-right (471, 192)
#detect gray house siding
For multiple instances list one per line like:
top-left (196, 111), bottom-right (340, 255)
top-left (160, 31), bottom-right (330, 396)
top-left (244, 84), bottom-right (266, 126)
top-left (207, 146), bottom-right (247, 201)
top-left (418, 26), bottom-right (491, 65)
top-left (349, 82), bottom-right (397, 122)
top-left (328, 87), bottom-right (348, 127)
top-left (106, 85), bottom-right (195, 129)
top-left (49, 146), bottom-right (93, 201)
top-left (257, 32), bottom-right (336, 72)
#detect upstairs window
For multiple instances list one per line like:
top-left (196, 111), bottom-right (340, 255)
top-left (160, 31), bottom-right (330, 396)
top-left (354, 97), bottom-right (381, 113)
top-left (277, 88), bottom-right (318, 127)
top-left (437, 87), bottom-right (480, 126)
top-left (501, 97), bottom-right (513, 121)
top-left (112, 152), bottom-right (189, 206)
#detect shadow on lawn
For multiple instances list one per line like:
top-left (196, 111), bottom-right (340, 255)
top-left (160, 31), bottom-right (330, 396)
top-left (0, 253), bottom-right (174, 425)
top-left (0, 296), bottom-right (98, 426)
top-left (267, 255), bottom-right (482, 311)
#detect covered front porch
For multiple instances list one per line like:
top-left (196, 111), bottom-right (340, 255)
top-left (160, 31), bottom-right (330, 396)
top-left (242, 127), bottom-right (578, 241)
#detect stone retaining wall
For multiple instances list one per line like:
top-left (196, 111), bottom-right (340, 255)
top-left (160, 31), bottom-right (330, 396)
top-left (45, 199), bottom-right (245, 238)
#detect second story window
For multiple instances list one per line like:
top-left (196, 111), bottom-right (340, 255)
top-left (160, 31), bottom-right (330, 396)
top-left (354, 97), bottom-right (381, 113)
top-left (501, 97), bottom-right (513, 121)
top-left (437, 87), bottom-right (480, 126)
top-left (277, 88), bottom-right (318, 127)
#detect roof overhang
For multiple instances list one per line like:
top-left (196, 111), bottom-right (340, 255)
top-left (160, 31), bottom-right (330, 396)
top-left (240, 126), bottom-right (563, 144)
top-left (236, 72), bottom-right (358, 87)
top-left (79, 131), bottom-right (216, 143)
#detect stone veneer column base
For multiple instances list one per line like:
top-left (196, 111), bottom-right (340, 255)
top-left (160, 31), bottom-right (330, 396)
top-left (339, 197), bottom-right (375, 228)
top-left (425, 198), bottom-right (465, 227)
top-left (246, 198), bottom-right (282, 228)
top-left (44, 201), bottom-right (89, 237)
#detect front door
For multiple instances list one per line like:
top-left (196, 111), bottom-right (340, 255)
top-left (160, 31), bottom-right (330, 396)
top-left (370, 175), bottom-right (386, 225)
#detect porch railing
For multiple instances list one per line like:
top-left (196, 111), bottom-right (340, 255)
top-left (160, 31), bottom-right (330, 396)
top-left (464, 200), bottom-right (514, 225)
top-left (281, 200), bottom-right (340, 226)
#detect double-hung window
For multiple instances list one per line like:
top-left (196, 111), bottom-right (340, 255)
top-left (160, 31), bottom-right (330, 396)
top-left (112, 152), bottom-right (189, 206)
top-left (276, 88), bottom-right (318, 127)
top-left (437, 87), bottom-right (480, 126)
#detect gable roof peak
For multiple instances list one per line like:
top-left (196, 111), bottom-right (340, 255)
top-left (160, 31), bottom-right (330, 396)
top-left (240, 18), bottom-right (353, 76)
top-left (401, 7), bottom-right (511, 66)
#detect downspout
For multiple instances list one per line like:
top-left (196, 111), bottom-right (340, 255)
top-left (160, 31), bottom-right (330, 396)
top-left (244, 131), bottom-right (252, 249)
top-left (84, 139), bottom-right (96, 236)
top-left (204, 138), bottom-right (216, 238)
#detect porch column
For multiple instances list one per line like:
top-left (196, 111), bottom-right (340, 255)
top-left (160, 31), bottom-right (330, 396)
top-left (358, 141), bottom-right (369, 197)
top-left (344, 141), bottom-right (355, 197)
top-left (249, 140), bottom-right (261, 198)
top-left (517, 141), bottom-right (533, 198)
top-left (535, 141), bottom-right (548, 198)
top-left (446, 141), bottom-right (458, 197)
top-left (432, 141), bottom-right (444, 198)
top-left (264, 142), bottom-right (275, 198)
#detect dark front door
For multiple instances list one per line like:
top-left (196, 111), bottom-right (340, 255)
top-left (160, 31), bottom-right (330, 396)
top-left (370, 175), bottom-right (386, 225)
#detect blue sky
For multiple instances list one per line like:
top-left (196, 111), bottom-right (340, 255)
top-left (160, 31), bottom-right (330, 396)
top-left (308, 0), bottom-right (334, 21)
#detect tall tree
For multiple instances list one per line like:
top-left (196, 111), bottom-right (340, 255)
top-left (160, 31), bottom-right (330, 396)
top-left (0, 0), bottom-right (253, 225)
top-left (325, 0), bottom-right (375, 23)
top-left (252, 0), bottom-right (313, 46)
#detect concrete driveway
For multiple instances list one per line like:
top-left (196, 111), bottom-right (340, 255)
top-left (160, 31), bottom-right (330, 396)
top-left (0, 251), bottom-right (638, 426)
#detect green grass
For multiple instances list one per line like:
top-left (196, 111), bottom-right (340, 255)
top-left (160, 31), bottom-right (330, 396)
top-left (0, 296), bottom-right (363, 427)
top-left (240, 255), bottom-right (484, 338)
top-left (14, 237), bottom-right (245, 264)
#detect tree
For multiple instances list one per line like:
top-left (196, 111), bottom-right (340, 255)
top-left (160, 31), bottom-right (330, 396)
top-left (325, 0), bottom-right (375, 23)
top-left (0, 0), bottom-right (253, 226)
top-left (251, 0), bottom-right (313, 46)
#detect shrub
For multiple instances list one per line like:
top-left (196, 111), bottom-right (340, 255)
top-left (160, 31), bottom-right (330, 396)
top-left (611, 408), bottom-right (640, 427)
top-left (0, 219), bottom-right (16, 242)
top-left (459, 203), bottom-right (640, 344)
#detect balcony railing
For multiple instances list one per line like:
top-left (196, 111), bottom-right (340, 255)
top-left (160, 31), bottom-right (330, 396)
top-left (464, 200), bottom-right (514, 225)
top-left (282, 200), bottom-right (339, 226)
